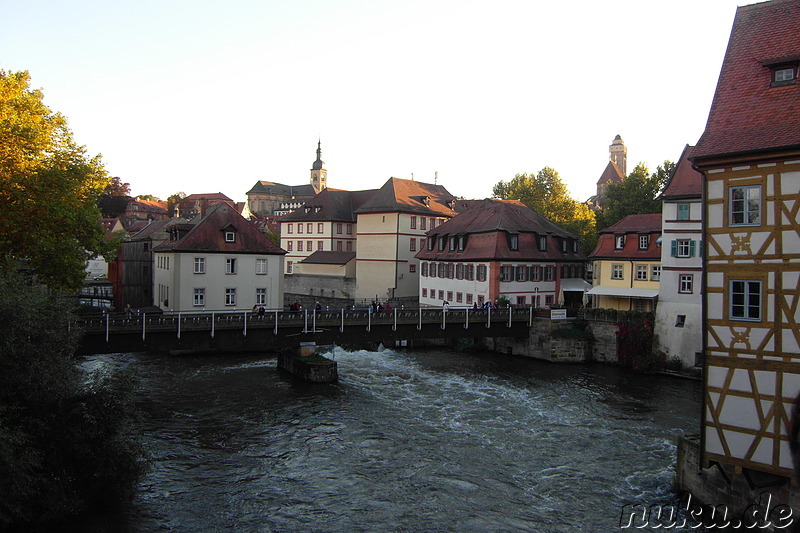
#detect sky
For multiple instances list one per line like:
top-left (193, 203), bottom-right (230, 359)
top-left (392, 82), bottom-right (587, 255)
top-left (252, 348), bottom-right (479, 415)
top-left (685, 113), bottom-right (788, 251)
top-left (3, 0), bottom-right (750, 204)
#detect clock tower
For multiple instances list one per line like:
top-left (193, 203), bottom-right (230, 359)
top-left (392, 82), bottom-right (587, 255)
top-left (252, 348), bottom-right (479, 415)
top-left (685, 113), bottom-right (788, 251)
top-left (310, 140), bottom-right (327, 194)
top-left (609, 134), bottom-right (627, 176)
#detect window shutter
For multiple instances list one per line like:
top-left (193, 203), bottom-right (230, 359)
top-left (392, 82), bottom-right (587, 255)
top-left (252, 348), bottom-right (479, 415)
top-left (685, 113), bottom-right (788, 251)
top-left (689, 240), bottom-right (696, 257)
top-left (699, 240), bottom-right (703, 257)
top-left (671, 240), bottom-right (677, 257)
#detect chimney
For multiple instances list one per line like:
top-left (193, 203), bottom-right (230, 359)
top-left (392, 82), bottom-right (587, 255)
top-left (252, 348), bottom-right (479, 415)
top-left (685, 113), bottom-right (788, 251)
top-left (199, 197), bottom-right (208, 218)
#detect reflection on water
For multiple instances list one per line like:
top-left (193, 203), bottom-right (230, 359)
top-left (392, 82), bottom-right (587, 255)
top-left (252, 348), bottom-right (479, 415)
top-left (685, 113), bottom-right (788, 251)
top-left (79, 347), bottom-right (701, 532)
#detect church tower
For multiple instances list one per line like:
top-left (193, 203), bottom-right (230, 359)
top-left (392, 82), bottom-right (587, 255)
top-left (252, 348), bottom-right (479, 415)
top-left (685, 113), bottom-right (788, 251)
top-left (310, 140), bottom-right (327, 194)
top-left (609, 134), bottom-right (627, 176)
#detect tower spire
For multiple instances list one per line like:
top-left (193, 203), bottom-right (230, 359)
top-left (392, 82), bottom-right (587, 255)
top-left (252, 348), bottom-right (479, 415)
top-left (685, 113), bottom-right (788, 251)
top-left (310, 138), bottom-right (327, 193)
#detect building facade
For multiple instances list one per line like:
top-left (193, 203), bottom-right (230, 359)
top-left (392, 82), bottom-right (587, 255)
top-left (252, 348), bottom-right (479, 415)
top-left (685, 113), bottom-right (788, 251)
top-left (415, 199), bottom-right (588, 308)
top-left (653, 145), bottom-right (704, 367)
top-left (153, 203), bottom-right (285, 312)
top-left (691, 0), bottom-right (800, 479)
top-left (588, 214), bottom-right (662, 312)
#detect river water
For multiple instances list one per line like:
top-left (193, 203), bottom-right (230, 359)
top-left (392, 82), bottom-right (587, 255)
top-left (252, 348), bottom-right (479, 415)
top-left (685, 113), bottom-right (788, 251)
top-left (81, 347), bottom-right (701, 532)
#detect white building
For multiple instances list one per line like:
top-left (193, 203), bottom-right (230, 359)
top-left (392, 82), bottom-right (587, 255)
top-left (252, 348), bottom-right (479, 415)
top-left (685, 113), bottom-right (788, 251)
top-left (153, 202), bottom-right (285, 311)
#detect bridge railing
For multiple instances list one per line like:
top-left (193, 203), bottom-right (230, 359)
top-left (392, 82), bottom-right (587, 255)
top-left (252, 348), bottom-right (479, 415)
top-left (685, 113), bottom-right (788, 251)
top-left (71, 306), bottom-right (546, 341)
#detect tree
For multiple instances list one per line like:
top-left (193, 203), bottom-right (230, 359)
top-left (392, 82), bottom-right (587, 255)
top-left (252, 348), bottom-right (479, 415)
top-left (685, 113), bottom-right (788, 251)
top-left (167, 191), bottom-right (186, 215)
top-left (0, 70), bottom-right (112, 291)
top-left (596, 161), bottom-right (675, 230)
top-left (0, 263), bottom-right (146, 529)
top-left (492, 167), bottom-right (597, 253)
top-left (136, 194), bottom-right (161, 201)
top-left (97, 176), bottom-right (131, 218)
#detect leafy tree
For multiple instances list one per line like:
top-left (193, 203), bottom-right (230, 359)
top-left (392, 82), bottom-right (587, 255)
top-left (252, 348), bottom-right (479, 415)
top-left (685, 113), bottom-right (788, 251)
top-left (0, 70), bottom-right (112, 290)
top-left (167, 191), bottom-right (186, 215)
top-left (97, 176), bottom-right (131, 218)
top-left (136, 194), bottom-right (161, 201)
top-left (0, 263), bottom-right (146, 529)
top-left (596, 161), bottom-right (675, 230)
top-left (492, 167), bottom-right (597, 253)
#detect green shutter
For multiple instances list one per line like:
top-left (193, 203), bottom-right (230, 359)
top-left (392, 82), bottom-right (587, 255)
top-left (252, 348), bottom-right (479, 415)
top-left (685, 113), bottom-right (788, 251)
top-left (671, 240), bottom-right (677, 257)
top-left (689, 240), bottom-right (696, 257)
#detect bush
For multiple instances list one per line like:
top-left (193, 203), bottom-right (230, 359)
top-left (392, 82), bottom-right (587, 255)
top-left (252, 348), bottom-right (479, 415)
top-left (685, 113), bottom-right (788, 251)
top-left (0, 263), bottom-right (146, 530)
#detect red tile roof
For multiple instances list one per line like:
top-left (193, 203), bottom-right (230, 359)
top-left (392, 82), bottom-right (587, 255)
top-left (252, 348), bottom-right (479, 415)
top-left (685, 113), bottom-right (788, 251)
top-left (301, 251), bottom-right (356, 265)
top-left (355, 177), bottom-right (457, 216)
top-left (596, 161), bottom-right (625, 185)
top-left (282, 189), bottom-right (376, 222)
top-left (154, 202), bottom-right (285, 254)
top-left (661, 145), bottom-right (702, 199)
top-left (590, 214), bottom-right (662, 260)
top-left (414, 199), bottom-right (585, 262)
top-left (693, 0), bottom-right (800, 160)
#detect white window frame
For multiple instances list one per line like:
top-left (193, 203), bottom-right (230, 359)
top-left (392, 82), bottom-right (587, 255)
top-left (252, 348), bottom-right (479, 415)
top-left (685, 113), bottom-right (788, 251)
top-left (194, 257), bottom-right (206, 274)
top-left (224, 231), bottom-right (235, 242)
top-left (225, 288), bottom-right (237, 306)
top-left (638, 235), bottom-right (649, 250)
top-left (193, 288), bottom-right (205, 306)
top-left (651, 265), bottom-right (661, 281)
top-left (255, 288), bottom-right (267, 305)
top-left (730, 185), bottom-right (761, 226)
top-left (256, 258), bottom-right (268, 275)
top-left (225, 258), bottom-right (237, 274)
top-left (730, 279), bottom-right (762, 321)
top-left (636, 265), bottom-right (647, 281)
top-left (679, 275), bottom-right (693, 294)
top-left (611, 264), bottom-right (624, 280)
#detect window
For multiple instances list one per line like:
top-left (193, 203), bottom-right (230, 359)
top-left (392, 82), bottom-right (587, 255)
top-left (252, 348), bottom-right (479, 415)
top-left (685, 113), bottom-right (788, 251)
top-left (421, 262), bottom-right (428, 277)
top-left (456, 264), bottom-right (464, 279)
top-left (194, 257), bottom-right (206, 274)
top-left (500, 266), bottom-right (513, 281)
top-left (679, 275), bottom-right (693, 294)
top-left (466, 294), bottom-right (473, 305)
top-left (428, 237), bottom-right (435, 251)
top-left (730, 280), bottom-right (761, 321)
top-left (225, 288), bottom-right (237, 306)
top-left (447, 291), bottom-right (453, 301)
top-left (287, 224), bottom-right (293, 234)
top-left (438, 290), bottom-right (444, 300)
top-left (411, 216), bottom-right (417, 229)
top-left (677, 203), bottom-right (690, 220)
top-left (517, 296), bottom-right (526, 305)
top-left (456, 293), bottom-right (463, 303)
top-left (287, 241), bottom-right (293, 251)
top-left (225, 231), bottom-right (236, 243)
top-left (256, 258), bottom-right (268, 275)
top-left (638, 235), bottom-right (649, 250)
top-left (611, 264), bottom-right (624, 280)
top-left (636, 265), bottom-right (648, 281)
top-left (336, 241), bottom-right (343, 251)
top-left (447, 264), bottom-right (455, 279)
top-left (337, 223), bottom-right (343, 234)
top-left (545, 295), bottom-right (553, 305)
top-left (510, 234), bottom-right (519, 251)
top-left (538, 236), bottom-right (547, 251)
top-left (307, 223), bottom-right (312, 234)
top-left (438, 263), bottom-right (447, 278)
top-left (346, 241), bottom-right (353, 252)
top-left (307, 241), bottom-right (312, 251)
top-left (573, 241), bottom-right (578, 253)
top-left (730, 185), bottom-right (761, 226)
top-left (651, 265), bottom-right (661, 281)
top-left (347, 224), bottom-right (352, 235)
top-left (772, 65), bottom-right (797, 87)
top-left (477, 265), bottom-right (487, 282)
top-left (409, 264), bottom-right (416, 273)
top-left (438, 237), bottom-right (446, 251)
top-left (318, 223), bottom-right (323, 233)
top-left (561, 239), bottom-right (567, 253)
top-left (516, 266), bottom-right (526, 282)
top-left (410, 239), bottom-right (416, 252)
top-left (675, 315), bottom-right (686, 328)
top-left (449, 236), bottom-right (456, 252)
top-left (298, 223), bottom-right (303, 234)
top-left (420, 218), bottom-right (427, 230)
top-left (226, 258), bottom-right (237, 274)
top-left (256, 288), bottom-right (267, 305)
top-left (615, 235), bottom-right (625, 250)
top-left (193, 288), bottom-right (205, 306)
top-left (420, 238), bottom-right (425, 251)
top-left (458, 235), bottom-right (466, 251)
top-left (672, 239), bottom-right (696, 258)
top-left (298, 241), bottom-right (304, 252)
top-left (429, 262), bottom-right (436, 277)
top-left (287, 261), bottom-right (293, 274)
top-left (466, 264), bottom-right (474, 280)
top-left (422, 288), bottom-right (428, 298)
top-left (430, 218), bottom-right (436, 229)
top-left (544, 266), bottom-right (554, 281)
top-left (318, 241), bottom-right (324, 250)
top-left (477, 295), bottom-right (485, 306)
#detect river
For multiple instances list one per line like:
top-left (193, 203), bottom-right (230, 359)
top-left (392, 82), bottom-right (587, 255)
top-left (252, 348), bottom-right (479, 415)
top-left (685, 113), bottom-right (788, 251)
top-left (79, 346), bottom-right (702, 532)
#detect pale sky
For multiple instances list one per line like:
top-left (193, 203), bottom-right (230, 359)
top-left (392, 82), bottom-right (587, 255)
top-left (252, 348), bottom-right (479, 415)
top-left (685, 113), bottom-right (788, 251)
top-left (3, 0), bottom-right (748, 204)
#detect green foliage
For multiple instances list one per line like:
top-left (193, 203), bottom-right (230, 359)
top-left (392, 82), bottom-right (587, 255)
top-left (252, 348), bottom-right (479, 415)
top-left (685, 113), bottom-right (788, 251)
top-left (596, 161), bottom-right (676, 230)
top-left (492, 167), bottom-right (597, 253)
top-left (551, 318), bottom-right (593, 341)
top-left (0, 70), bottom-right (112, 291)
top-left (497, 295), bottom-right (512, 307)
top-left (615, 313), bottom-right (659, 373)
top-left (136, 194), bottom-right (160, 201)
top-left (0, 263), bottom-right (146, 530)
top-left (166, 191), bottom-right (186, 215)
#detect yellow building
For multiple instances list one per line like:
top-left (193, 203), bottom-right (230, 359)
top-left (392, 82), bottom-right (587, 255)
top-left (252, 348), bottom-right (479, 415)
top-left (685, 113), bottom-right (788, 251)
top-left (588, 214), bottom-right (662, 312)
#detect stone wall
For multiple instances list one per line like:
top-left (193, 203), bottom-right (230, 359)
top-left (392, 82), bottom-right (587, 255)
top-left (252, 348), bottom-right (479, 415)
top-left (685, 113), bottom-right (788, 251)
top-left (284, 274), bottom-right (356, 302)
top-left (587, 321), bottom-right (618, 363)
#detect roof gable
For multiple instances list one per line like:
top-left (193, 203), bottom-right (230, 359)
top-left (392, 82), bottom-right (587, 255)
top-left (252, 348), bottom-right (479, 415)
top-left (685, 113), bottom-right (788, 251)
top-left (693, 0), bottom-right (800, 160)
top-left (661, 145), bottom-right (702, 198)
top-left (355, 177), bottom-right (457, 216)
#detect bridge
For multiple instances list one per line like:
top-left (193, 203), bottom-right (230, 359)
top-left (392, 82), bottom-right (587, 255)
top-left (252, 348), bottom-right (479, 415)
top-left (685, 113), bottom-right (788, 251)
top-left (72, 307), bottom-right (555, 355)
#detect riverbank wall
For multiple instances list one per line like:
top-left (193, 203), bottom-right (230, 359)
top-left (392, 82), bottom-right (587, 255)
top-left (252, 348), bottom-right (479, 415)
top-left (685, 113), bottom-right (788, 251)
top-left (675, 434), bottom-right (800, 528)
top-left (487, 319), bottom-right (618, 364)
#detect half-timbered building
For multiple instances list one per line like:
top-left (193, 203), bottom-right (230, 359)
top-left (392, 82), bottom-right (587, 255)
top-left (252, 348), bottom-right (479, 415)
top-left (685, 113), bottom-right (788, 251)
top-left (691, 0), bottom-right (800, 479)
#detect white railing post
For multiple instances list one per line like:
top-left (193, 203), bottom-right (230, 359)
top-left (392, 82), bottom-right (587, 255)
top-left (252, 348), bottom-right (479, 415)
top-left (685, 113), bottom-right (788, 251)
top-left (486, 307), bottom-right (491, 328)
top-left (418, 308), bottom-right (422, 330)
top-left (243, 311), bottom-right (247, 337)
top-left (303, 309), bottom-right (308, 334)
top-left (393, 307), bottom-right (397, 331)
top-left (105, 313), bottom-right (109, 343)
top-left (441, 308), bottom-right (446, 330)
top-left (465, 308), bottom-right (469, 329)
top-left (367, 309), bottom-right (371, 332)
top-left (177, 312), bottom-right (181, 339)
top-left (211, 312), bottom-right (215, 339)
top-left (529, 305), bottom-right (533, 326)
top-left (508, 306), bottom-right (512, 327)
top-left (274, 310), bottom-right (279, 335)
top-left (340, 308), bottom-right (344, 333)
top-left (313, 309), bottom-right (316, 334)
top-left (142, 313), bottom-right (146, 341)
